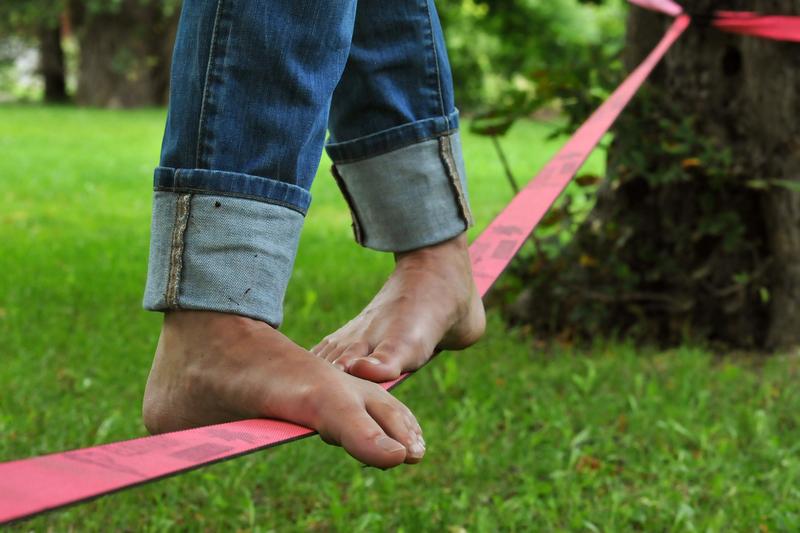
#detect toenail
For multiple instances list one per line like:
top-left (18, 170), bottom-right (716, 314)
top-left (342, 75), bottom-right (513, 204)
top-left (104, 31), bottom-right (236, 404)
top-left (361, 357), bottom-right (382, 365)
top-left (409, 441), bottom-right (425, 458)
top-left (376, 436), bottom-right (405, 453)
top-left (333, 362), bottom-right (344, 371)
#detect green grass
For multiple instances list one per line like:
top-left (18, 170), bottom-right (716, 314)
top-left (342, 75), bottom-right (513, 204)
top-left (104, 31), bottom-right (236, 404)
top-left (2, 105), bottom-right (799, 531)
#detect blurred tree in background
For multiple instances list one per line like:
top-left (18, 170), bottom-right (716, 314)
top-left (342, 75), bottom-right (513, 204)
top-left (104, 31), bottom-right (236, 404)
top-left (506, 0), bottom-right (800, 351)
top-left (0, 1), bottom-right (67, 102)
top-left (0, 0), bottom-right (179, 106)
top-left (68, 0), bottom-right (179, 107)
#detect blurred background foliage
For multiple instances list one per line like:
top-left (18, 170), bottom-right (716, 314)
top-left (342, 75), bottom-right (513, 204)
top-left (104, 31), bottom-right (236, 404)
top-left (439, 0), bottom-right (625, 122)
top-left (0, 0), bottom-right (625, 120)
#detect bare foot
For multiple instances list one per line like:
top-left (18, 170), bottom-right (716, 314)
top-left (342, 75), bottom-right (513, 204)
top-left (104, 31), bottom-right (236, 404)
top-left (143, 310), bottom-right (426, 469)
top-left (311, 234), bottom-right (485, 382)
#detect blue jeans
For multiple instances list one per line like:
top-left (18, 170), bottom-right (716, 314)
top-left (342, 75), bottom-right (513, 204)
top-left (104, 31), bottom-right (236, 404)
top-left (144, 0), bottom-right (473, 326)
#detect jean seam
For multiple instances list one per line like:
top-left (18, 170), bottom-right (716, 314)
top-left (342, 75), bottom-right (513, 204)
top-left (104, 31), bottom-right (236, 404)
top-left (438, 135), bottom-right (474, 228)
top-left (166, 193), bottom-right (193, 307)
top-left (422, 0), bottom-right (448, 129)
top-left (330, 165), bottom-right (365, 244)
top-left (195, 0), bottom-right (227, 169)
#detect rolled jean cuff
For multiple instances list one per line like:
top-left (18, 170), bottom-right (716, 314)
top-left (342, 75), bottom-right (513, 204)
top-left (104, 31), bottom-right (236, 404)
top-left (143, 191), bottom-right (303, 326)
top-left (329, 130), bottom-right (474, 253)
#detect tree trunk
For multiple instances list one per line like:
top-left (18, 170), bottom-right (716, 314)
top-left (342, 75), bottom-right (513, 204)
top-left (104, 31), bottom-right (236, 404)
top-left (38, 23), bottom-right (68, 103)
top-left (72, 0), bottom-right (178, 108)
top-left (509, 1), bottom-right (800, 351)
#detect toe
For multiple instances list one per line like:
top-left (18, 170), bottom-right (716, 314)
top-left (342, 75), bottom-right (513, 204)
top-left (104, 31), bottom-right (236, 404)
top-left (314, 338), bottom-right (337, 359)
top-left (316, 340), bottom-right (344, 363)
top-left (366, 400), bottom-right (425, 464)
top-left (324, 344), bottom-right (348, 367)
top-left (310, 339), bottom-right (328, 356)
top-left (333, 340), bottom-right (371, 370)
top-left (349, 338), bottom-right (425, 382)
top-left (321, 409), bottom-right (409, 469)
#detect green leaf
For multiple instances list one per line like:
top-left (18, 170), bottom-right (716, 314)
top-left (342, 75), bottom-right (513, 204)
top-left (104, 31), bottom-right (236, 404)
top-left (745, 179), bottom-right (770, 190)
top-left (771, 179), bottom-right (800, 193)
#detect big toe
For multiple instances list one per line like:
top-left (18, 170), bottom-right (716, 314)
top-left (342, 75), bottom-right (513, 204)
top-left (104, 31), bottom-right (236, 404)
top-left (322, 411), bottom-right (409, 469)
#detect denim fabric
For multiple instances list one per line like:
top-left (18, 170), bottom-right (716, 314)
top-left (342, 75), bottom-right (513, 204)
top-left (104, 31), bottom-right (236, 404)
top-left (144, 0), bottom-right (473, 325)
top-left (326, 0), bottom-right (458, 160)
top-left (158, 0), bottom-right (356, 200)
top-left (332, 132), bottom-right (472, 252)
top-left (144, 192), bottom-right (303, 326)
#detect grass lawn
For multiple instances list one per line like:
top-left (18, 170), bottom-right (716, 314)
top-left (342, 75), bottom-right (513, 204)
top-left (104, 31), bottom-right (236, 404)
top-left (2, 105), bottom-right (800, 531)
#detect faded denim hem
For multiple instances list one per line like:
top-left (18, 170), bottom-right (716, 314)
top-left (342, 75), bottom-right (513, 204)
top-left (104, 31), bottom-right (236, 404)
top-left (143, 191), bottom-right (303, 327)
top-left (331, 130), bottom-right (474, 253)
top-left (325, 110), bottom-right (460, 164)
top-left (154, 167), bottom-right (312, 216)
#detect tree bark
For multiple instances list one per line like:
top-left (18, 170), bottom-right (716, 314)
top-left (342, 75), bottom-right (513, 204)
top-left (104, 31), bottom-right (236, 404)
top-left (743, 2), bottom-right (800, 349)
top-left (72, 0), bottom-right (178, 108)
top-left (509, 1), bottom-right (800, 351)
top-left (38, 22), bottom-right (68, 103)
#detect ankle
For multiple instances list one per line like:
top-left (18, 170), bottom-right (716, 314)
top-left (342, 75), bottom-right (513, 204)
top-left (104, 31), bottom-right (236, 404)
top-left (394, 233), bottom-right (469, 267)
top-left (163, 309), bottom-right (268, 337)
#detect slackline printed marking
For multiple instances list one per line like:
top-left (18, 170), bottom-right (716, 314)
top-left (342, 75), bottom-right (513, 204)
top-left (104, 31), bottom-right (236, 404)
top-left (4, 0), bottom-right (800, 523)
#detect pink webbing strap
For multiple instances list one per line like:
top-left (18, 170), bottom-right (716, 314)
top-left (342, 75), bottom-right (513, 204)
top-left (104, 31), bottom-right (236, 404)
top-left (0, 16), bottom-right (690, 526)
top-left (714, 11), bottom-right (800, 42)
top-left (627, 0), bottom-right (684, 17)
top-left (628, 0), bottom-right (800, 43)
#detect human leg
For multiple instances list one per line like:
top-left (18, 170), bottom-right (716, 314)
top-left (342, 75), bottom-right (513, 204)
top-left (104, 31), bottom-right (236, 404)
top-left (312, 0), bottom-right (486, 381)
top-left (142, 0), bottom-right (425, 468)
